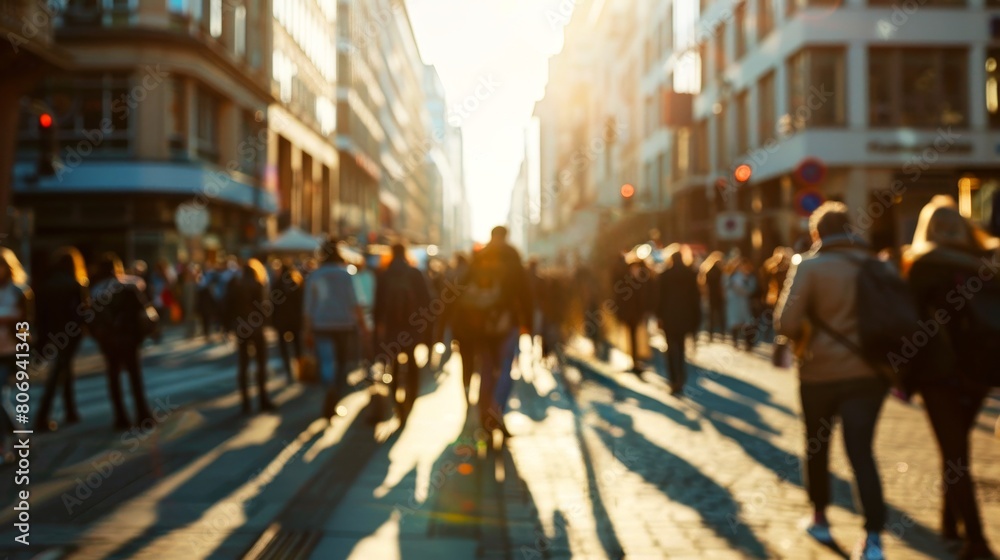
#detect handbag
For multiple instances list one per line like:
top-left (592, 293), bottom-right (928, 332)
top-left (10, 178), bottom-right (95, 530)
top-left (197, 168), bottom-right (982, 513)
top-left (297, 354), bottom-right (319, 384)
top-left (771, 335), bottom-right (793, 369)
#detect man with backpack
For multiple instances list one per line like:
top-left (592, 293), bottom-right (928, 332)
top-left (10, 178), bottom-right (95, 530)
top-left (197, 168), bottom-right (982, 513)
top-left (373, 243), bottom-right (431, 425)
top-left (775, 202), bottom-right (894, 560)
top-left (459, 226), bottom-right (532, 439)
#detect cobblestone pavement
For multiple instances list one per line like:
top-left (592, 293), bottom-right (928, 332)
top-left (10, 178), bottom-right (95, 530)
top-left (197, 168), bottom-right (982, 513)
top-left (5, 333), bottom-right (998, 559)
top-left (542, 335), bottom-right (1000, 559)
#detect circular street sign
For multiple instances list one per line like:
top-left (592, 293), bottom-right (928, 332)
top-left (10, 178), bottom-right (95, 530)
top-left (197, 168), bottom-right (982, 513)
top-left (794, 188), bottom-right (826, 217)
top-left (175, 203), bottom-right (209, 237)
top-left (795, 158), bottom-right (827, 186)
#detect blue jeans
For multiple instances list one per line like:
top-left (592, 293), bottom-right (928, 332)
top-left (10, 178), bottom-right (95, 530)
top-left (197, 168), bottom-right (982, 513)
top-left (490, 328), bottom-right (521, 413)
top-left (314, 329), bottom-right (355, 412)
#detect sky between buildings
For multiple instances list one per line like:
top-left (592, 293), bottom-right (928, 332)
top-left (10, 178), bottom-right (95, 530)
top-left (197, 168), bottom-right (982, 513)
top-left (407, 0), bottom-right (573, 244)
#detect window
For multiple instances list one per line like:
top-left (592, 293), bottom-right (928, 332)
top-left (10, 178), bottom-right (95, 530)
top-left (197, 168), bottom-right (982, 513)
top-left (758, 0), bottom-right (774, 41)
top-left (36, 72), bottom-right (131, 152)
top-left (715, 102), bottom-right (728, 168)
top-left (736, 90), bottom-right (749, 155)
top-left (787, 47), bottom-right (846, 128)
top-left (234, 5), bottom-right (247, 57)
top-left (210, 0), bottom-right (222, 38)
top-left (868, 48), bottom-right (967, 127)
top-left (757, 71), bottom-right (775, 144)
top-left (699, 43), bottom-right (708, 91)
top-left (694, 120), bottom-right (709, 174)
top-left (168, 78), bottom-right (186, 155)
top-left (988, 50), bottom-right (1000, 129)
top-left (734, 3), bottom-right (747, 59)
top-left (715, 22), bottom-right (726, 79)
top-left (195, 87), bottom-right (219, 162)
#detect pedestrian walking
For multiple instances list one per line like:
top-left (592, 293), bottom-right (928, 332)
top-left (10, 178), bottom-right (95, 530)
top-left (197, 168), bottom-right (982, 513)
top-left (699, 251), bottom-right (727, 342)
top-left (725, 256), bottom-right (758, 351)
top-left (196, 262), bottom-right (220, 341)
top-left (303, 237), bottom-right (370, 421)
top-left (0, 249), bottom-right (32, 458)
top-left (762, 247), bottom-right (792, 339)
top-left (613, 255), bottom-right (656, 374)
top-left (656, 245), bottom-right (701, 396)
top-left (35, 247), bottom-right (89, 432)
top-left (373, 243), bottom-right (431, 425)
top-left (775, 202), bottom-right (889, 560)
top-left (902, 196), bottom-right (998, 560)
top-left (89, 253), bottom-right (158, 430)
top-left (272, 263), bottom-right (305, 382)
top-left (459, 226), bottom-right (531, 439)
top-left (226, 258), bottom-right (275, 415)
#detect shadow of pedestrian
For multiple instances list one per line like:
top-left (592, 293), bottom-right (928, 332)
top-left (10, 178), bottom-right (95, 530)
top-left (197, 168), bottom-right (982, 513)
top-left (591, 401), bottom-right (771, 558)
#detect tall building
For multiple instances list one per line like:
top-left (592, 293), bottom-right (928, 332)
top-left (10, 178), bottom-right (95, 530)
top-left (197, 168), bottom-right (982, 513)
top-left (536, 0), bottom-right (1000, 262)
top-left (12, 0), bottom-right (275, 268)
top-left (678, 0), bottom-right (1000, 257)
top-left (269, 0), bottom-right (339, 237)
top-left (423, 64), bottom-right (467, 252)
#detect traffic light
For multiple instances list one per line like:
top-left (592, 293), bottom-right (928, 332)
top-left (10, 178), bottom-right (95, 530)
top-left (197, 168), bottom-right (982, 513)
top-left (37, 112), bottom-right (59, 177)
top-left (620, 183), bottom-right (635, 211)
top-left (734, 164), bottom-right (752, 184)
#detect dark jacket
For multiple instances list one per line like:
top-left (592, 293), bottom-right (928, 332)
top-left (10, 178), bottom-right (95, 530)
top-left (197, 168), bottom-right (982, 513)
top-left (225, 271), bottom-right (268, 336)
top-left (374, 258), bottom-right (432, 344)
top-left (905, 245), bottom-right (995, 391)
top-left (705, 263), bottom-right (725, 305)
top-left (271, 274), bottom-right (304, 332)
top-left (38, 272), bottom-right (88, 342)
top-left (656, 263), bottom-right (702, 335)
top-left (613, 261), bottom-right (656, 327)
top-left (462, 241), bottom-right (532, 332)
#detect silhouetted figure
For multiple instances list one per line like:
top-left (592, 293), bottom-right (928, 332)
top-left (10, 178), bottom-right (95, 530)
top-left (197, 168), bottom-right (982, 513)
top-left (35, 247), bottom-right (89, 432)
top-left (226, 259), bottom-right (274, 415)
top-left (656, 247), bottom-right (701, 395)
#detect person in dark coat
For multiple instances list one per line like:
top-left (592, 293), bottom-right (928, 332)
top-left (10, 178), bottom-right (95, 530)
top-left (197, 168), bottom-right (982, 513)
top-left (226, 259), bottom-right (274, 415)
top-left (35, 247), bottom-right (89, 432)
top-left (373, 243), bottom-right (431, 424)
top-left (699, 251), bottom-right (726, 342)
top-left (89, 253), bottom-right (156, 431)
top-left (656, 246), bottom-right (701, 395)
top-left (902, 197), bottom-right (997, 560)
top-left (272, 263), bottom-right (305, 382)
top-left (613, 255), bottom-right (656, 374)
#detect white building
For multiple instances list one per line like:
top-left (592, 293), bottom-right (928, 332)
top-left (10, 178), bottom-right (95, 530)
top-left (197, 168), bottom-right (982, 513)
top-left (669, 0), bottom-right (1000, 256)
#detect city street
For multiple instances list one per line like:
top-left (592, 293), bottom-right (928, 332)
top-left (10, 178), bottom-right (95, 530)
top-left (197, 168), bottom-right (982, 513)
top-left (1, 333), bottom-right (997, 559)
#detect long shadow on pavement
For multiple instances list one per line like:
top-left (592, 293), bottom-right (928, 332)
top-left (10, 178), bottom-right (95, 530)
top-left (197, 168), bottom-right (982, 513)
top-left (591, 400), bottom-right (772, 558)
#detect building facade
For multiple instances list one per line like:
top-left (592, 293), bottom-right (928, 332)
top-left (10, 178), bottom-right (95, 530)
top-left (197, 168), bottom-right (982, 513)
top-left (269, 0), bottom-right (339, 237)
top-left (535, 0), bottom-right (1000, 262)
top-left (12, 0), bottom-right (275, 270)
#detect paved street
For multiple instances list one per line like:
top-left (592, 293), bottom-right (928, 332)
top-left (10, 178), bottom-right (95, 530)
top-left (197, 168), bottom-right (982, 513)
top-left (1, 333), bottom-right (998, 559)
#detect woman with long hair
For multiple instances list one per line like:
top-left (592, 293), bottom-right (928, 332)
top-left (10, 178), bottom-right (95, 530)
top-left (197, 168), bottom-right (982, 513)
top-left (0, 249), bottom-right (31, 457)
top-left (902, 196), bottom-right (997, 560)
top-left (89, 252), bottom-right (156, 430)
top-left (36, 247), bottom-right (89, 432)
top-left (227, 258), bottom-right (275, 414)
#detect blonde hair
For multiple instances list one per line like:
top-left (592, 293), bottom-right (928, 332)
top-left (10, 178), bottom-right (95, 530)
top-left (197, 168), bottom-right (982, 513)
top-left (0, 248), bottom-right (28, 286)
top-left (244, 258), bottom-right (269, 285)
top-left (911, 195), bottom-right (996, 254)
top-left (53, 246), bottom-right (89, 287)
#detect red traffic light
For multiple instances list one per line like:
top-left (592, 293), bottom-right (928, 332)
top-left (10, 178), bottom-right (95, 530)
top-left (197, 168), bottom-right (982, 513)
top-left (734, 164), bottom-right (752, 183)
top-left (620, 184), bottom-right (635, 198)
top-left (38, 113), bottom-right (53, 128)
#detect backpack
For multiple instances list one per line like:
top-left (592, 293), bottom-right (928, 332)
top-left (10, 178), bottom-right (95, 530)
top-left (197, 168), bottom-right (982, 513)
top-left (952, 274), bottom-right (1000, 387)
top-left (91, 281), bottom-right (158, 343)
top-left (460, 251), bottom-right (514, 338)
top-left (812, 251), bottom-right (921, 386)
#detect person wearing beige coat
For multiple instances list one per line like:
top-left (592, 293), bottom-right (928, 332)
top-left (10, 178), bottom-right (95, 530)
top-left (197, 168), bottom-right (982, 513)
top-left (774, 202), bottom-right (889, 560)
